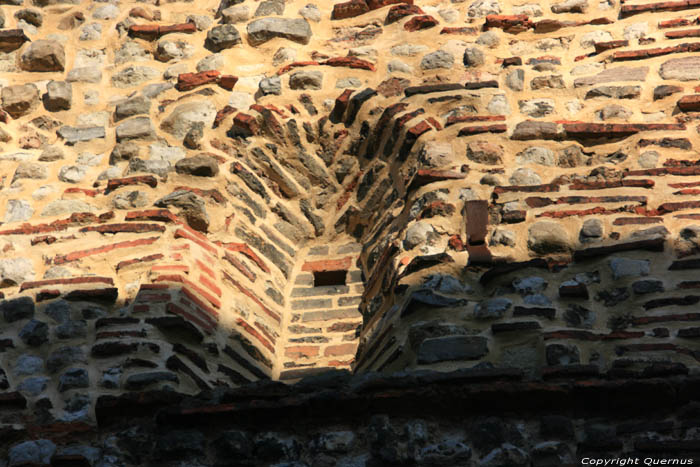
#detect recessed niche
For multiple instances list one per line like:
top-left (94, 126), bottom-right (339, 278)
top-left (313, 270), bottom-right (347, 287)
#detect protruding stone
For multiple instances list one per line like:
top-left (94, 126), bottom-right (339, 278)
top-left (20, 40), bottom-right (65, 71)
top-left (44, 80), bottom-right (72, 111)
top-left (528, 221), bottom-right (571, 255)
top-left (175, 154), bottom-right (220, 177)
top-left (205, 24), bottom-right (241, 52)
top-left (2, 84), bottom-right (40, 118)
top-left (289, 70), bottom-right (323, 90)
top-left (247, 18), bottom-right (312, 46)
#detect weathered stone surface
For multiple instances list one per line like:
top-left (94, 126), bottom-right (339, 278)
top-left (247, 18), bottom-right (312, 46)
top-left (175, 154), bottom-right (220, 177)
top-left (160, 101), bottom-right (216, 139)
top-left (660, 57), bottom-right (700, 81)
top-left (528, 221), bottom-right (571, 254)
top-left (2, 84), bottom-right (40, 118)
top-left (289, 70), bottom-right (323, 90)
top-left (44, 80), bottom-right (72, 111)
top-left (205, 24), bottom-right (241, 52)
top-left (57, 126), bottom-right (105, 144)
top-left (20, 40), bottom-right (65, 71)
top-left (117, 117), bottom-right (156, 142)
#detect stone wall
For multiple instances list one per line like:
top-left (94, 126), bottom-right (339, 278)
top-left (0, 0), bottom-right (700, 463)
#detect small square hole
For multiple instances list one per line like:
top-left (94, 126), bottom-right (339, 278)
top-left (313, 270), bottom-right (347, 287)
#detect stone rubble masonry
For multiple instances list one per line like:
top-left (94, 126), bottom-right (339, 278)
top-left (0, 0), bottom-right (700, 462)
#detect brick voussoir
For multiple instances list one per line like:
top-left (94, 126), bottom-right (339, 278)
top-left (53, 236), bottom-right (161, 264)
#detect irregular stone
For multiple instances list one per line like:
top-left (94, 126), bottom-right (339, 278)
top-left (116, 117), bottom-right (156, 142)
top-left (79, 23), bottom-right (101, 41)
top-left (546, 344), bottom-right (580, 365)
top-left (1, 296), bottom-right (35, 322)
top-left (4, 200), bottom-right (34, 223)
top-left (404, 221), bottom-right (436, 249)
top-left (509, 167), bottom-right (541, 185)
top-left (463, 47), bottom-right (485, 67)
top-left (519, 98), bottom-right (555, 118)
top-left (175, 154), bottom-right (220, 177)
top-left (579, 30), bottom-right (612, 48)
top-left (468, 0), bottom-right (501, 17)
top-left (255, 0), bottom-right (284, 17)
top-left (205, 24), bottom-right (241, 52)
top-left (528, 221), bottom-right (571, 254)
top-left (41, 199), bottom-right (96, 217)
top-left (19, 319), bottom-right (49, 347)
top-left (111, 66), bottom-right (160, 88)
top-left (155, 39), bottom-right (195, 62)
top-left (125, 371), bottom-right (179, 389)
top-left (0, 259), bottom-right (35, 287)
top-left (420, 50), bottom-right (454, 70)
top-left (419, 141), bottom-right (453, 167)
top-left (581, 218), bottom-right (603, 239)
top-left (474, 298), bottom-right (512, 319)
top-left (638, 150), bottom-right (658, 168)
top-left (222, 5), bottom-right (250, 23)
top-left (609, 257), bottom-right (649, 280)
top-left (289, 70), bottom-right (323, 90)
top-left (112, 190), bottom-right (149, 209)
top-left (114, 95), bottom-right (150, 122)
top-left (487, 94), bottom-right (510, 115)
top-left (247, 18), bottom-right (312, 46)
top-left (516, 146), bottom-right (555, 166)
top-left (44, 80), bottom-right (72, 111)
top-left (160, 101), bottom-right (216, 139)
top-left (57, 126), bottom-right (105, 144)
top-left (58, 368), bottom-right (89, 392)
top-left (115, 41), bottom-right (150, 65)
top-left (58, 165), bottom-right (87, 183)
top-left (480, 444), bottom-right (529, 467)
top-left (92, 4), bottom-right (119, 19)
top-left (20, 40), bottom-right (65, 71)
top-left (13, 162), bottom-right (48, 181)
top-left (9, 440), bottom-right (56, 467)
top-left (299, 4), bottom-right (321, 22)
top-left (505, 69), bottom-right (524, 91)
top-left (467, 141), bottom-right (503, 165)
top-left (259, 76), bottom-right (282, 95)
top-left (2, 84), bottom-right (40, 118)
top-left (66, 66), bottom-right (102, 83)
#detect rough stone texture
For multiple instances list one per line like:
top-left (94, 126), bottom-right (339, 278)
top-left (0, 0), bottom-right (697, 462)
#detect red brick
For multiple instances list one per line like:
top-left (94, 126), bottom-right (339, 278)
top-left (484, 14), bottom-right (532, 32)
top-left (666, 28), bottom-right (700, 39)
top-left (129, 22), bottom-right (195, 40)
top-left (213, 105), bottom-right (236, 129)
top-left (385, 3), bottom-right (424, 24)
top-left (106, 175), bottom-right (158, 193)
top-left (224, 252), bottom-right (256, 282)
top-left (367, 0), bottom-right (413, 9)
top-left (167, 302), bottom-right (215, 334)
top-left (322, 56), bottom-right (376, 71)
top-left (276, 61), bottom-right (319, 75)
top-left (63, 187), bottom-right (100, 197)
top-left (285, 345), bottom-right (319, 359)
top-left (445, 234), bottom-right (464, 251)
top-left (330, 89), bottom-right (355, 123)
top-left (53, 236), bottom-right (160, 265)
top-left (544, 330), bottom-right (644, 341)
top-left (125, 209), bottom-right (180, 223)
top-left (176, 71), bottom-right (221, 92)
top-left (199, 273), bottom-right (222, 298)
top-left (302, 257), bottom-right (353, 272)
top-left (408, 169), bottom-right (467, 190)
top-left (458, 124), bottom-right (507, 136)
top-left (222, 271), bottom-right (281, 323)
top-left (221, 243), bottom-right (270, 273)
top-left (236, 318), bottom-right (274, 353)
top-left (678, 94), bottom-right (700, 111)
top-left (659, 18), bottom-right (693, 28)
top-left (174, 228), bottom-right (219, 256)
top-left (538, 206), bottom-right (629, 218)
top-left (613, 217), bottom-right (663, 225)
top-left (231, 113), bottom-right (259, 137)
top-left (324, 343), bottom-right (357, 357)
top-left (594, 40), bottom-right (629, 53)
top-left (403, 15), bottom-right (438, 31)
top-left (30, 235), bottom-right (56, 246)
top-left (218, 75), bottom-right (238, 90)
top-left (331, 0), bottom-right (369, 20)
